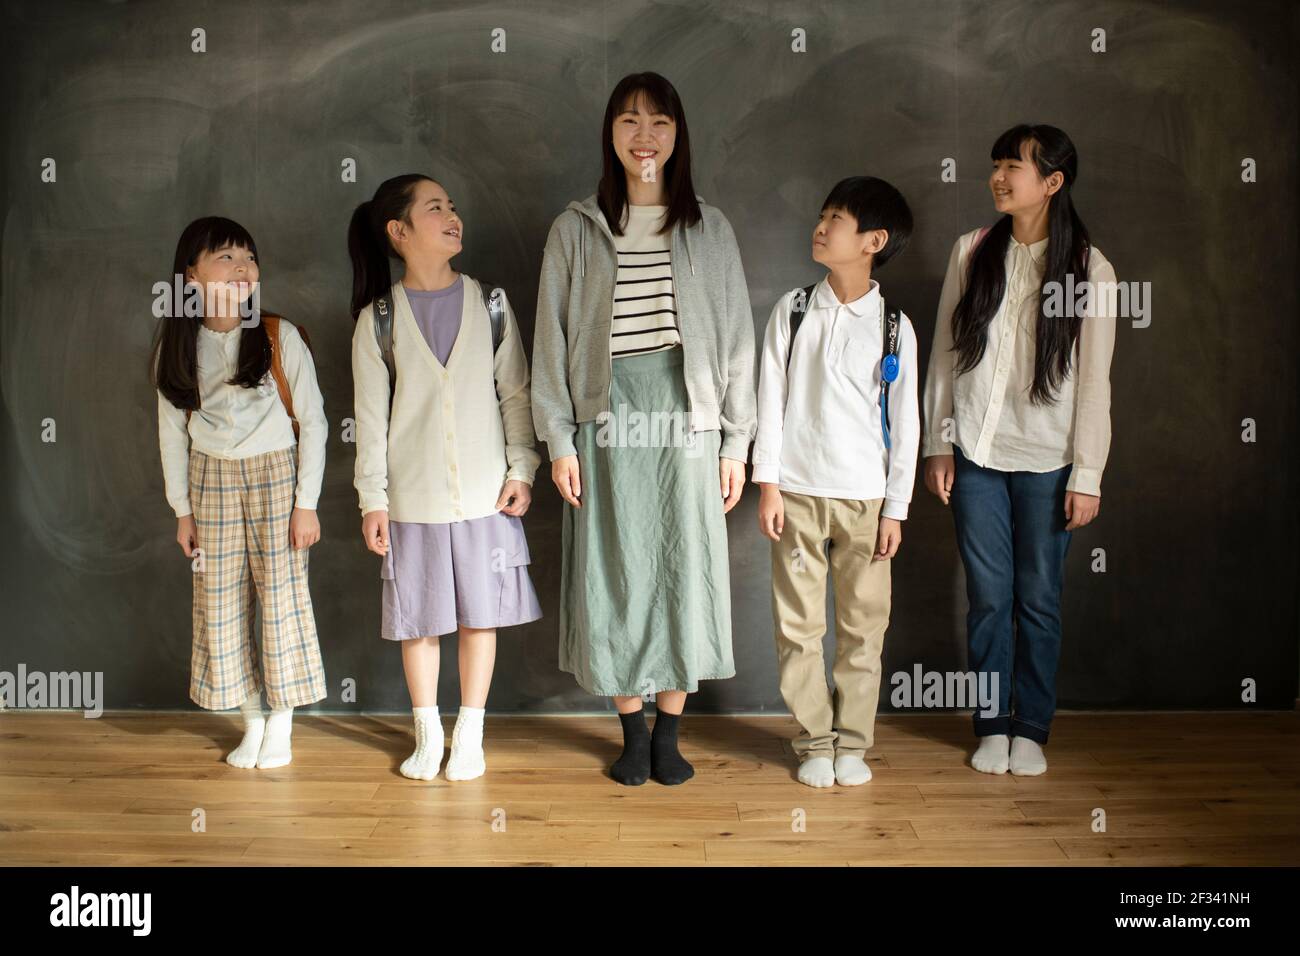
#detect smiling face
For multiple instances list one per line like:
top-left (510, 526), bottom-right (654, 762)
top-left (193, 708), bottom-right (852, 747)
top-left (186, 243), bottom-right (258, 318)
top-left (611, 90), bottom-right (676, 185)
top-left (386, 178), bottom-right (462, 263)
top-left (811, 206), bottom-right (886, 267)
top-left (990, 138), bottom-right (1062, 216)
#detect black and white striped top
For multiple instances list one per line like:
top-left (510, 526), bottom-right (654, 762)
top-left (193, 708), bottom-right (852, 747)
top-left (610, 204), bottom-right (682, 358)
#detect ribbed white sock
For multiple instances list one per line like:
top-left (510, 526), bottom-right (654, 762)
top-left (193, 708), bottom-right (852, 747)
top-left (400, 706), bottom-right (443, 781)
top-left (971, 733), bottom-right (1010, 774)
top-left (226, 693), bottom-right (265, 769)
top-left (256, 706), bottom-right (294, 769)
top-left (1009, 736), bottom-right (1048, 776)
top-left (445, 706), bottom-right (486, 781)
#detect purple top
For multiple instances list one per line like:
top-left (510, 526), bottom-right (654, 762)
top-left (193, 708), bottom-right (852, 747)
top-left (404, 275), bottom-right (464, 366)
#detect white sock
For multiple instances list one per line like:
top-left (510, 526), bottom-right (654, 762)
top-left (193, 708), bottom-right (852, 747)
top-left (797, 755), bottom-right (836, 788)
top-left (971, 733), bottom-right (1010, 774)
top-left (833, 754), bottom-right (873, 786)
top-left (226, 693), bottom-right (265, 769)
top-left (444, 706), bottom-right (487, 781)
top-left (400, 706), bottom-right (443, 780)
top-left (256, 706), bottom-right (294, 769)
top-left (1009, 736), bottom-right (1047, 776)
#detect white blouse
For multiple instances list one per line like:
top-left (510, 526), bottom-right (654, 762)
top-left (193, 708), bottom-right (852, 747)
top-left (922, 227), bottom-right (1117, 496)
top-left (157, 319), bottom-right (328, 518)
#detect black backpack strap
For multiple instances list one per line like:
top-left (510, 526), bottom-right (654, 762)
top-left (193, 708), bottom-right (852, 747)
top-left (880, 302), bottom-right (902, 450)
top-left (785, 283), bottom-right (818, 373)
top-left (478, 279), bottom-right (505, 353)
top-left (372, 291), bottom-right (397, 403)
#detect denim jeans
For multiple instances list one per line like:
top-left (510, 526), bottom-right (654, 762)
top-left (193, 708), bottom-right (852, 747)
top-left (950, 445), bottom-right (1072, 744)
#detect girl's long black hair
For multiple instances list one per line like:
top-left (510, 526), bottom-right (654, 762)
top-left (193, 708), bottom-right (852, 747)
top-left (951, 124), bottom-right (1092, 405)
top-left (598, 72), bottom-right (701, 236)
top-left (348, 174), bottom-right (435, 320)
top-left (149, 216), bottom-right (273, 411)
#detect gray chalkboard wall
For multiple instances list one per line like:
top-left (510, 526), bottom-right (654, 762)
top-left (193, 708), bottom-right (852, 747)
top-left (2, 0), bottom-right (1296, 714)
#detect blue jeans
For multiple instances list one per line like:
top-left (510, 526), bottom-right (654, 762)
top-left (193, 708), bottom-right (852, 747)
top-left (950, 446), bottom-right (1072, 744)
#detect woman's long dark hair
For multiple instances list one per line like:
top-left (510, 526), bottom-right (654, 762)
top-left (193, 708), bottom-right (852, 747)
top-left (149, 216), bottom-right (272, 411)
top-left (598, 72), bottom-right (701, 236)
top-left (348, 173), bottom-right (435, 320)
top-left (951, 124), bottom-right (1092, 405)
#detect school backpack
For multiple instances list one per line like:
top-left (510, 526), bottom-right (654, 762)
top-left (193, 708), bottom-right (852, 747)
top-left (186, 313), bottom-right (311, 438)
top-left (371, 277), bottom-right (506, 405)
top-left (785, 283), bottom-right (903, 450)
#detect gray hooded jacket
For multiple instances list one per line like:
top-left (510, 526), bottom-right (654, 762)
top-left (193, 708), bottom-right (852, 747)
top-left (530, 193), bottom-right (757, 462)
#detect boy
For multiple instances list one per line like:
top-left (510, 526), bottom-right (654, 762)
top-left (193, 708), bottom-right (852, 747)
top-left (752, 176), bottom-right (919, 788)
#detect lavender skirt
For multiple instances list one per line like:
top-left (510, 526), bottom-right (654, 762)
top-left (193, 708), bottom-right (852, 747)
top-left (380, 511), bottom-right (542, 640)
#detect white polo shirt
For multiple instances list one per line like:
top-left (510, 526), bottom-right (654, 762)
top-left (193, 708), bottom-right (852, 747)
top-left (751, 277), bottom-right (920, 519)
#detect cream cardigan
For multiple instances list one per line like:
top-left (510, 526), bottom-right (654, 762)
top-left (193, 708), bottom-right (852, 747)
top-left (351, 277), bottom-right (540, 522)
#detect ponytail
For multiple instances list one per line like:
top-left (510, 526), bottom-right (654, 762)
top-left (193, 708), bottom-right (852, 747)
top-left (348, 174), bottom-right (435, 320)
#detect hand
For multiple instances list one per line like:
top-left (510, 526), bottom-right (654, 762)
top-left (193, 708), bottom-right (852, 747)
top-left (496, 479), bottom-right (533, 516)
top-left (361, 510), bottom-right (390, 556)
top-left (874, 516), bottom-right (902, 560)
top-left (1064, 491), bottom-right (1100, 530)
top-left (290, 508), bottom-right (321, 550)
top-left (756, 484), bottom-right (784, 541)
top-left (551, 455), bottom-right (582, 508)
top-left (176, 514), bottom-right (199, 557)
top-left (719, 458), bottom-right (745, 514)
top-left (924, 454), bottom-right (955, 505)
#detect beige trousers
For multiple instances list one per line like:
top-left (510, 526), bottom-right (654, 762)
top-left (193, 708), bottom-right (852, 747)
top-left (770, 491), bottom-right (891, 760)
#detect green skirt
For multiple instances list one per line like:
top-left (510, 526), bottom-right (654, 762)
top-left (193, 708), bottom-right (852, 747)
top-left (559, 346), bottom-right (735, 696)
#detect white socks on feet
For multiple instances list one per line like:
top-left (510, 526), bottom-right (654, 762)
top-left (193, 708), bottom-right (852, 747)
top-left (400, 706), bottom-right (443, 780)
top-left (797, 755), bottom-right (836, 788)
top-left (971, 734), bottom-right (1010, 774)
top-left (833, 754), bottom-right (873, 786)
top-left (1009, 736), bottom-right (1047, 776)
top-left (257, 706), bottom-right (294, 769)
top-left (226, 693), bottom-right (266, 769)
top-left (445, 706), bottom-right (487, 781)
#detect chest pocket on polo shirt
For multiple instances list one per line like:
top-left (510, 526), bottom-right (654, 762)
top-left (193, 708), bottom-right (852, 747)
top-left (836, 338), bottom-right (877, 388)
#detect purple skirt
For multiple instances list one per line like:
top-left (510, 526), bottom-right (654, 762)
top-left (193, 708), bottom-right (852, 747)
top-left (380, 511), bottom-right (542, 640)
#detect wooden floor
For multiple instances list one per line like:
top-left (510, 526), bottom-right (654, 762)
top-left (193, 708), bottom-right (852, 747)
top-left (1, 711), bottom-right (1298, 866)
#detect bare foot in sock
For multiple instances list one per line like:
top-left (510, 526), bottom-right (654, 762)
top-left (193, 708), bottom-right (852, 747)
top-left (1009, 736), bottom-right (1047, 776)
top-left (444, 706), bottom-right (486, 781)
top-left (256, 707), bottom-right (294, 769)
top-left (650, 710), bottom-right (693, 785)
top-left (797, 755), bottom-right (835, 788)
top-left (226, 694), bottom-right (264, 769)
top-left (833, 754), bottom-right (872, 786)
top-left (400, 706), bottom-right (443, 781)
top-left (971, 734), bottom-right (1010, 774)
top-left (611, 709), bottom-right (650, 786)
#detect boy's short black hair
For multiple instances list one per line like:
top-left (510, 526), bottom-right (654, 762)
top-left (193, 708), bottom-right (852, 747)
top-left (820, 176), bottom-right (913, 268)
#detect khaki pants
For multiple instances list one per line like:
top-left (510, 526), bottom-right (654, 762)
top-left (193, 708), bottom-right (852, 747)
top-left (770, 491), bottom-right (891, 760)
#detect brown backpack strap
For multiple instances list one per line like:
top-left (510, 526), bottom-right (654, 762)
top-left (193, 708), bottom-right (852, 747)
top-left (263, 314), bottom-right (299, 439)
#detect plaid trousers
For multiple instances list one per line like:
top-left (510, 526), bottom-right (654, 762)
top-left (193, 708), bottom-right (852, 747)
top-left (188, 447), bottom-right (327, 710)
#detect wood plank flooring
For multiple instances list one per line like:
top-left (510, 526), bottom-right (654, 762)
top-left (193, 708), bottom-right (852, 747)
top-left (2, 711), bottom-right (1297, 866)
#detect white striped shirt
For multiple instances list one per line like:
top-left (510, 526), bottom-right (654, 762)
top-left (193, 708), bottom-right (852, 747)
top-left (610, 204), bottom-right (682, 357)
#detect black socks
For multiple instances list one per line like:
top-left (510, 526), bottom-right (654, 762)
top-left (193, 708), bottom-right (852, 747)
top-left (611, 709), bottom-right (651, 785)
top-left (610, 708), bottom-right (694, 786)
top-left (650, 709), bottom-right (694, 786)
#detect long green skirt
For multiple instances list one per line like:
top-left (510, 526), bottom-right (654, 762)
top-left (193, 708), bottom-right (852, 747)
top-left (559, 346), bottom-right (735, 696)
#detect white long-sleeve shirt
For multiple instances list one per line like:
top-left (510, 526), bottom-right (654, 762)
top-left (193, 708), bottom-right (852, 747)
top-left (751, 277), bottom-right (920, 520)
top-left (921, 228), bottom-right (1117, 495)
top-left (157, 318), bottom-right (327, 518)
top-left (352, 277), bottom-right (540, 523)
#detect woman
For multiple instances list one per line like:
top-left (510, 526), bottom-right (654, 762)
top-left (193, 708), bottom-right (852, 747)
top-left (922, 124), bottom-right (1117, 776)
top-left (531, 72), bottom-right (756, 786)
